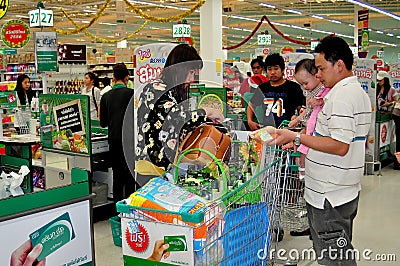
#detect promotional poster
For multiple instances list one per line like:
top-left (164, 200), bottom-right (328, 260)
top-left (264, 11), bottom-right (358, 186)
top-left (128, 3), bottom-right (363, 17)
top-left (0, 200), bottom-right (93, 265)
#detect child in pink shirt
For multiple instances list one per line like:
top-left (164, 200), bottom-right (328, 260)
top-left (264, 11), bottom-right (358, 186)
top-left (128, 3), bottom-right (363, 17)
top-left (291, 59), bottom-right (331, 179)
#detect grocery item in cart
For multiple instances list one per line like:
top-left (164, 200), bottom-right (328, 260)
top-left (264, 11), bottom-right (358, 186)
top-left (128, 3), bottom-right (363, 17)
top-left (129, 177), bottom-right (209, 223)
top-left (249, 126), bottom-right (278, 142)
top-left (127, 177), bottom-right (223, 255)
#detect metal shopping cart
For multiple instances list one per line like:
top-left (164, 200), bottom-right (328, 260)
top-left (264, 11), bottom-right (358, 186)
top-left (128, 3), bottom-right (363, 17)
top-left (116, 143), bottom-right (289, 265)
top-left (276, 120), bottom-right (309, 234)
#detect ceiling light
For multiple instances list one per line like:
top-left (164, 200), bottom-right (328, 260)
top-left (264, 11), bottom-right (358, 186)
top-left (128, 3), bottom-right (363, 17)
top-left (329, 19), bottom-right (341, 24)
top-left (387, 33), bottom-right (394, 36)
top-left (345, 0), bottom-right (400, 21)
top-left (312, 15), bottom-right (324, 19)
top-left (83, 9), bottom-right (97, 13)
top-left (99, 22), bottom-right (117, 26)
top-left (285, 9), bottom-right (302, 15)
top-left (259, 3), bottom-right (276, 8)
top-left (376, 30), bottom-right (383, 34)
top-left (271, 22), bottom-right (290, 27)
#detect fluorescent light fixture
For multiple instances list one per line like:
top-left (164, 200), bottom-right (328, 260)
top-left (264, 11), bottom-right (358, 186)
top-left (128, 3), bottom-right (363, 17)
top-left (312, 15), bottom-right (324, 19)
top-left (271, 22), bottom-right (291, 27)
top-left (285, 9), bottom-right (302, 15)
top-left (348, 23), bottom-right (355, 27)
top-left (99, 22), bottom-right (117, 26)
top-left (310, 28), bottom-right (332, 34)
top-left (291, 25), bottom-right (307, 30)
top-left (376, 30), bottom-right (383, 34)
top-left (230, 15), bottom-right (257, 22)
top-left (259, 3), bottom-right (276, 8)
top-left (345, 0), bottom-right (400, 21)
top-left (81, 20), bottom-right (90, 23)
top-left (83, 9), bottom-right (97, 13)
top-left (387, 33), bottom-right (394, 36)
top-left (232, 27), bottom-right (243, 31)
top-left (329, 19), bottom-right (342, 24)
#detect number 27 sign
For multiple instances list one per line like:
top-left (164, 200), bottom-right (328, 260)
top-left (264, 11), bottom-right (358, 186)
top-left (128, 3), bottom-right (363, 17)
top-left (29, 9), bottom-right (53, 27)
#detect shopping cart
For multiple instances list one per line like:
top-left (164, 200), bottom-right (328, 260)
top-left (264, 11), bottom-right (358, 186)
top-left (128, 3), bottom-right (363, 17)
top-left (116, 144), bottom-right (289, 265)
top-left (13, 106), bottom-right (31, 134)
top-left (276, 120), bottom-right (309, 233)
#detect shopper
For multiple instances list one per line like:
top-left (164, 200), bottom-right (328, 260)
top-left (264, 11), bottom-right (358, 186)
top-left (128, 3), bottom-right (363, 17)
top-left (391, 95), bottom-right (400, 170)
top-left (238, 57), bottom-right (265, 96)
top-left (266, 36), bottom-right (372, 265)
top-left (100, 76), bottom-right (112, 96)
top-left (100, 63), bottom-right (136, 202)
top-left (376, 70), bottom-right (397, 113)
top-left (15, 74), bottom-right (34, 107)
top-left (135, 44), bottom-right (223, 185)
top-left (287, 59), bottom-right (331, 237)
top-left (247, 53), bottom-right (305, 130)
top-left (82, 72), bottom-right (101, 120)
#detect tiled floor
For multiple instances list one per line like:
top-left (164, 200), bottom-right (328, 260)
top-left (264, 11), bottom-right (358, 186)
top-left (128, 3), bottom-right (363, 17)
top-left (93, 163), bottom-right (400, 265)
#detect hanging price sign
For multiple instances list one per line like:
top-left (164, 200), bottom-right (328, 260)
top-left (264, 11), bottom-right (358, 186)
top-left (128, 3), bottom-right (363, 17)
top-left (29, 9), bottom-right (54, 27)
top-left (311, 41), bottom-right (319, 51)
top-left (257, 34), bottom-right (271, 45)
top-left (172, 24), bottom-right (191, 38)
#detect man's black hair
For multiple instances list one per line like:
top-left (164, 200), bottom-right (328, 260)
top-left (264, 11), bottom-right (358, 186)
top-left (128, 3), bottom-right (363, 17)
top-left (264, 53), bottom-right (285, 71)
top-left (314, 36), bottom-right (353, 70)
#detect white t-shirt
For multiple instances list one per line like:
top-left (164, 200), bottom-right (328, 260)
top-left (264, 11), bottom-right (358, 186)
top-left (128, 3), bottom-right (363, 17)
top-left (305, 76), bottom-right (372, 209)
top-left (82, 86), bottom-right (101, 120)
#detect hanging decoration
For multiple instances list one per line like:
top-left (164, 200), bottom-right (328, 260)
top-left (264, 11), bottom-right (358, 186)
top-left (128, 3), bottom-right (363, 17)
top-left (64, 13), bottom-right (149, 43)
top-left (122, 0), bottom-right (205, 23)
top-left (51, 0), bottom-right (112, 35)
top-left (223, 15), bottom-right (333, 50)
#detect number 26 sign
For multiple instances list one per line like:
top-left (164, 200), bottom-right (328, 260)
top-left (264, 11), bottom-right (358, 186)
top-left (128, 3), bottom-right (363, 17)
top-left (29, 9), bottom-right (54, 27)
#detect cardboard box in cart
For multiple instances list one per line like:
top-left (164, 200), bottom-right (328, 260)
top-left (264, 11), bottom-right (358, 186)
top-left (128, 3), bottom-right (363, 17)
top-left (117, 177), bottom-right (224, 265)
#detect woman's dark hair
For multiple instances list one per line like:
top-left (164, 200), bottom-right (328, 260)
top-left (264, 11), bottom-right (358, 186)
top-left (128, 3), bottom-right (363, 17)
top-left (315, 36), bottom-right (353, 70)
top-left (102, 76), bottom-right (111, 87)
top-left (161, 44), bottom-right (203, 102)
top-left (85, 72), bottom-right (99, 88)
top-left (15, 74), bottom-right (34, 105)
top-left (264, 53), bottom-right (285, 71)
top-left (295, 58), bottom-right (317, 75)
top-left (377, 77), bottom-right (392, 99)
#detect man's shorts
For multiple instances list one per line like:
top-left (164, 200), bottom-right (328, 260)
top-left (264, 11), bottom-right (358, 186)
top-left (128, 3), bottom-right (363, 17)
top-left (306, 195), bottom-right (359, 266)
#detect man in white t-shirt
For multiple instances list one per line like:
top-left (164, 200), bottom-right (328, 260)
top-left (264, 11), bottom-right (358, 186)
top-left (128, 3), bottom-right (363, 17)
top-left (266, 36), bottom-right (372, 265)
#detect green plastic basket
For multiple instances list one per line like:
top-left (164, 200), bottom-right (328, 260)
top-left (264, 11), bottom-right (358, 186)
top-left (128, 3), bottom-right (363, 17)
top-left (109, 216), bottom-right (122, 247)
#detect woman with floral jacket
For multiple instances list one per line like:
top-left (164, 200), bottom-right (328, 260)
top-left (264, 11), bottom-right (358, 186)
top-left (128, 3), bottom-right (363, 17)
top-left (135, 44), bottom-right (223, 179)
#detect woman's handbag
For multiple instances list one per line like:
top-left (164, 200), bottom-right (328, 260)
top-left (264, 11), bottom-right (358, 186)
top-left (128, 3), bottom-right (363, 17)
top-left (179, 124), bottom-right (231, 163)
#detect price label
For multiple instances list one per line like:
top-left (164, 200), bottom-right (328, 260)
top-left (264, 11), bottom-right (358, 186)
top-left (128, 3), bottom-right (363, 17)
top-left (173, 24), bottom-right (191, 38)
top-left (257, 34), bottom-right (271, 45)
top-left (29, 9), bottom-right (54, 27)
top-left (311, 41), bottom-right (319, 51)
top-left (350, 46), bottom-right (358, 55)
top-left (0, 0), bottom-right (9, 20)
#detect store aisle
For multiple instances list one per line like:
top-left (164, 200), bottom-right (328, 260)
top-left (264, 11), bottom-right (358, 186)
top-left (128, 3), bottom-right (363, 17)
top-left (93, 164), bottom-right (400, 266)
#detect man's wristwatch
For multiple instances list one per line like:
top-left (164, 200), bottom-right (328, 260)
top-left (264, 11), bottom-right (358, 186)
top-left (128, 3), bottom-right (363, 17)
top-left (294, 132), bottom-right (302, 146)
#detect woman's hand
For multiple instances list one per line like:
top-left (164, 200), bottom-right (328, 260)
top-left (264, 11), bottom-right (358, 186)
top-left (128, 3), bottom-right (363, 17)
top-left (203, 107), bottom-right (224, 124)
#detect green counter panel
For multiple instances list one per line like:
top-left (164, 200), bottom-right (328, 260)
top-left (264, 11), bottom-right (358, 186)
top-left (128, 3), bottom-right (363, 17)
top-left (0, 181), bottom-right (90, 217)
